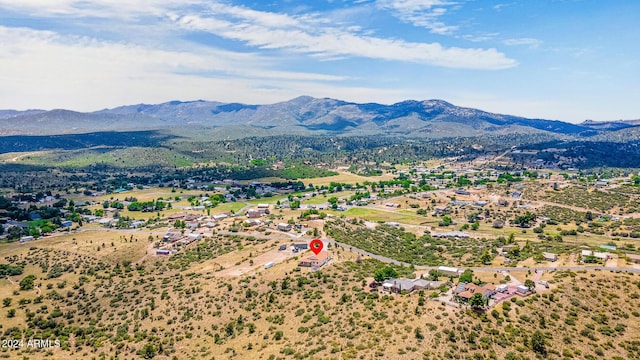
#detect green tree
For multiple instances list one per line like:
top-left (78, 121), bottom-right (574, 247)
top-left (479, 250), bottom-right (493, 265)
top-left (439, 216), bottom-right (453, 227)
top-left (374, 266), bottom-right (398, 282)
top-left (585, 211), bottom-right (593, 221)
top-left (19, 275), bottom-right (35, 290)
top-left (469, 293), bottom-right (485, 310)
top-left (459, 269), bottom-right (474, 283)
top-left (524, 279), bottom-right (535, 291)
top-left (428, 269), bottom-right (441, 281)
top-left (514, 212), bottom-right (536, 228)
top-left (531, 330), bottom-right (546, 355)
top-left (507, 246), bottom-right (521, 259)
top-left (2, 297), bottom-right (11, 307)
top-left (139, 343), bottom-right (157, 359)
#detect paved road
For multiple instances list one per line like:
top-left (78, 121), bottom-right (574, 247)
top-left (23, 222), bottom-right (640, 276)
top-left (325, 239), bottom-right (414, 267)
top-left (215, 230), bottom-right (415, 266)
top-left (213, 230), bottom-right (640, 274)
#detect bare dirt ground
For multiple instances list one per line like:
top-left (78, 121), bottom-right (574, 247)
top-left (216, 247), bottom-right (301, 277)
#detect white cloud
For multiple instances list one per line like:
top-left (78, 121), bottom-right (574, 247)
top-left (0, 0), bottom-right (516, 70)
top-left (0, 0), bottom-right (200, 18)
top-left (504, 38), bottom-right (543, 48)
top-left (175, 3), bottom-right (516, 70)
top-left (0, 26), bottom-right (350, 110)
top-left (376, 0), bottom-right (459, 35)
top-left (0, 0), bottom-right (518, 112)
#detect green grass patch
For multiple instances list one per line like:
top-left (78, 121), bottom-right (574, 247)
top-left (331, 207), bottom-right (426, 225)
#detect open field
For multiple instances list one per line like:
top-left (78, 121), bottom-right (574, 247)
top-left (330, 207), bottom-right (430, 225)
top-left (301, 171), bottom-right (395, 187)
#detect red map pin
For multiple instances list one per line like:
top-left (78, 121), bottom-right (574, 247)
top-left (310, 239), bottom-right (323, 255)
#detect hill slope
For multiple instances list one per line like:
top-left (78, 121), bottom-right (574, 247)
top-left (1, 97), bottom-right (630, 138)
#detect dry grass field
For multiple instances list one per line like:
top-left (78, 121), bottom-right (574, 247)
top-left (1, 231), bottom-right (639, 360)
top-left (3, 175), bottom-right (640, 359)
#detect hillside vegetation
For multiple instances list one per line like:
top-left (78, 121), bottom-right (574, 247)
top-left (1, 240), bottom-right (639, 360)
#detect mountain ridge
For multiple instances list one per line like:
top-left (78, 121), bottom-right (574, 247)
top-left (1, 97), bottom-right (638, 138)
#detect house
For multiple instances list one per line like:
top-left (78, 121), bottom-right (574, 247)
top-left (156, 249), bottom-right (171, 256)
top-left (581, 250), bottom-right (611, 262)
top-left (450, 200), bottom-right (469, 207)
top-left (82, 215), bottom-right (100, 223)
top-left (163, 233), bottom-right (182, 242)
top-left (516, 285), bottom-right (530, 294)
top-left (245, 219), bottom-right (262, 227)
top-left (386, 222), bottom-right (400, 227)
top-left (168, 213), bottom-right (186, 220)
top-left (626, 253), bottom-right (640, 264)
top-left (434, 231), bottom-right (470, 238)
top-left (187, 233), bottom-right (202, 241)
top-left (61, 220), bottom-right (73, 227)
top-left (278, 223), bottom-right (292, 232)
top-left (130, 220), bottom-right (146, 228)
top-left (213, 214), bottom-right (228, 221)
top-left (433, 207), bottom-right (450, 215)
top-left (455, 283), bottom-right (496, 302)
top-left (291, 243), bottom-right (308, 251)
top-left (98, 218), bottom-right (113, 226)
top-left (298, 251), bottom-right (332, 268)
top-left (385, 203), bottom-right (400, 208)
top-left (437, 266), bottom-right (460, 277)
top-left (257, 204), bottom-right (270, 215)
top-left (381, 278), bottom-right (440, 293)
top-left (543, 252), bottom-right (558, 262)
top-left (455, 189), bottom-right (470, 196)
top-left (247, 209), bottom-right (261, 218)
top-left (19, 236), bottom-right (35, 243)
top-left (203, 221), bottom-right (217, 228)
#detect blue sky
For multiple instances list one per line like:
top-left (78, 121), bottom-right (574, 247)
top-left (0, 0), bottom-right (638, 123)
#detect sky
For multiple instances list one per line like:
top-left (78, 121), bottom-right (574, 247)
top-left (0, 0), bottom-right (638, 123)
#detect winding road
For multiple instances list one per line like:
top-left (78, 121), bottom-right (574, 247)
top-left (214, 229), bottom-right (640, 275)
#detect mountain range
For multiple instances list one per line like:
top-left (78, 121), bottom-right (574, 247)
top-left (1, 96), bottom-right (638, 138)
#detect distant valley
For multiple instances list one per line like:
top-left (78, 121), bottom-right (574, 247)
top-left (1, 97), bottom-right (640, 173)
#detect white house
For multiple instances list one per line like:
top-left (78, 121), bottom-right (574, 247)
top-left (437, 266), bottom-right (460, 277)
top-left (581, 250), bottom-right (611, 262)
